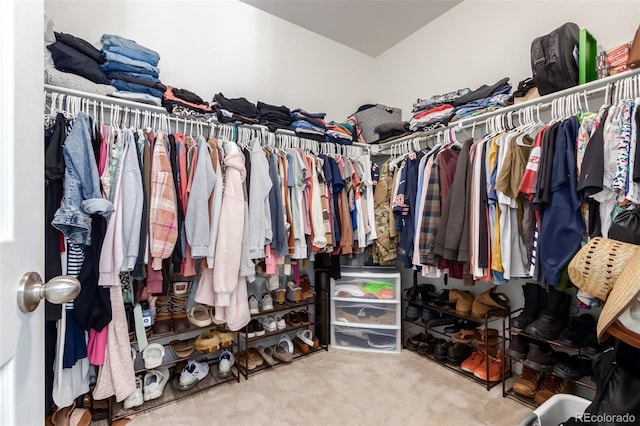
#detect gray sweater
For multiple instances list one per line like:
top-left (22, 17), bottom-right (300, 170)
top-left (120, 131), bottom-right (144, 271)
top-left (248, 139), bottom-right (273, 259)
top-left (185, 135), bottom-right (215, 258)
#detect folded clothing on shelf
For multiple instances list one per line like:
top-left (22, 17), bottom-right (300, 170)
top-left (212, 92), bottom-right (259, 124)
top-left (412, 88), bottom-right (471, 113)
top-left (45, 67), bottom-right (115, 96)
top-left (258, 101), bottom-right (292, 131)
top-left (101, 33), bottom-right (161, 67)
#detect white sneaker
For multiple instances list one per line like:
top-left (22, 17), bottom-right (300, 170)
top-left (248, 295), bottom-right (259, 315)
top-left (218, 350), bottom-right (235, 378)
top-left (143, 367), bottom-right (170, 401)
top-left (123, 376), bottom-right (143, 409)
top-left (275, 315), bottom-right (286, 330)
top-left (261, 316), bottom-right (277, 332)
top-left (177, 360), bottom-right (209, 391)
top-left (260, 293), bottom-right (274, 311)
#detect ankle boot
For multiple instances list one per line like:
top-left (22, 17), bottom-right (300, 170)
top-left (511, 283), bottom-right (546, 330)
top-left (153, 295), bottom-right (172, 334)
top-left (525, 289), bottom-right (571, 340)
top-left (171, 282), bottom-right (191, 333)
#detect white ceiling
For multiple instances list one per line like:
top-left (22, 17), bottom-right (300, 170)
top-left (241, 0), bottom-right (462, 57)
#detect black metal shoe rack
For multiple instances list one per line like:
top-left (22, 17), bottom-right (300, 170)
top-left (237, 288), bottom-right (329, 379)
top-left (401, 273), bottom-right (510, 391)
top-left (501, 308), bottom-right (597, 408)
top-left (109, 325), bottom-right (241, 423)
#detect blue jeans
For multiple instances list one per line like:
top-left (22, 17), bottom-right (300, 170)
top-left (52, 112), bottom-right (114, 246)
top-left (101, 34), bottom-right (160, 66)
top-left (109, 79), bottom-right (164, 98)
top-left (102, 50), bottom-right (159, 74)
top-left (105, 71), bottom-right (160, 82)
top-left (100, 61), bottom-right (159, 78)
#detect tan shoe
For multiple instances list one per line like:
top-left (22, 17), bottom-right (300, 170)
top-left (471, 286), bottom-right (510, 318)
top-left (513, 365), bottom-right (544, 398)
top-left (533, 373), bottom-right (571, 405)
top-left (272, 288), bottom-right (286, 305)
top-left (286, 281), bottom-right (302, 303)
top-left (153, 295), bottom-right (172, 334)
top-left (171, 282), bottom-right (191, 333)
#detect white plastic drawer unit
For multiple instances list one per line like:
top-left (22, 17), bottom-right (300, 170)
top-left (332, 271), bottom-right (400, 301)
top-left (330, 267), bottom-right (401, 353)
top-left (333, 301), bottom-right (398, 326)
top-left (331, 325), bottom-right (399, 353)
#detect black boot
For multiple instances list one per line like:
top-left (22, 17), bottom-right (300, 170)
top-left (525, 288), bottom-right (571, 340)
top-left (511, 283), bottom-right (546, 330)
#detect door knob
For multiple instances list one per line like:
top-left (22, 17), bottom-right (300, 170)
top-left (17, 272), bottom-right (81, 313)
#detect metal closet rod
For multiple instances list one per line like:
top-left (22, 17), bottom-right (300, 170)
top-left (44, 84), bottom-right (370, 152)
top-left (371, 68), bottom-right (640, 154)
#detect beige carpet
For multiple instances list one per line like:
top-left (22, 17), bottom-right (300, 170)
top-left (112, 349), bottom-right (531, 426)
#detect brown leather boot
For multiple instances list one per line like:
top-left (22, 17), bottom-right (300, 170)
top-left (153, 295), bottom-right (172, 334)
top-left (171, 281), bottom-right (191, 333)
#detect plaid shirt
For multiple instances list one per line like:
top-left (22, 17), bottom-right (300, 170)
top-left (149, 131), bottom-right (178, 269)
top-left (419, 155), bottom-right (441, 266)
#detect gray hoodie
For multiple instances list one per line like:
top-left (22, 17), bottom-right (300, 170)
top-left (185, 136), bottom-right (215, 258)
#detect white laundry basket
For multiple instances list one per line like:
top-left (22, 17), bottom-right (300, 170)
top-left (518, 394), bottom-right (591, 426)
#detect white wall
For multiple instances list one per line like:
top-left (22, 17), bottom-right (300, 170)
top-left (374, 0), bottom-right (640, 119)
top-left (45, 0), bottom-right (375, 120)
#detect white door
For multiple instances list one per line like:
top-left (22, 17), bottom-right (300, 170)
top-left (0, 1), bottom-right (46, 425)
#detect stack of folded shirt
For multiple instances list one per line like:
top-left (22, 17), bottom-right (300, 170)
top-left (451, 94), bottom-right (511, 121)
top-left (412, 88), bottom-right (471, 114)
top-left (409, 88), bottom-right (470, 132)
top-left (409, 104), bottom-right (454, 131)
top-left (212, 93), bottom-right (260, 125)
top-left (374, 122), bottom-right (410, 143)
top-left (47, 32), bottom-right (109, 85)
top-left (258, 101), bottom-right (292, 131)
top-left (100, 34), bottom-right (163, 105)
top-left (164, 86), bottom-right (214, 117)
top-left (326, 122), bottom-right (354, 145)
top-left (290, 109), bottom-right (326, 141)
top-left (450, 78), bottom-right (512, 122)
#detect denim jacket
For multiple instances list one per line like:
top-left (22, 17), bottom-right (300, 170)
top-left (52, 112), bottom-right (114, 246)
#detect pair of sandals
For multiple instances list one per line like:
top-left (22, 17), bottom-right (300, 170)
top-left (256, 334), bottom-right (296, 366)
top-left (194, 328), bottom-right (235, 353)
top-left (187, 305), bottom-right (226, 328)
top-left (452, 328), bottom-right (499, 346)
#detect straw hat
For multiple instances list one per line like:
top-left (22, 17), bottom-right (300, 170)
top-left (597, 248), bottom-right (640, 346)
top-left (567, 237), bottom-right (639, 301)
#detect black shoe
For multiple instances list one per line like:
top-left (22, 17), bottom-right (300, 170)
top-left (252, 318), bottom-right (265, 337)
top-left (583, 331), bottom-right (603, 354)
top-left (447, 342), bottom-right (474, 364)
top-left (434, 340), bottom-right (453, 360)
top-left (506, 334), bottom-right (529, 359)
top-left (406, 332), bottom-right (430, 349)
top-left (524, 341), bottom-right (570, 372)
top-left (558, 314), bottom-right (596, 347)
top-left (431, 290), bottom-right (451, 306)
top-left (444, 320), bottom-right (480, 334)
top-left (405, 304), bottom-right (421, 322)
top-left (417, 338), bottom-right (441, 355)
top-left (421, 307), bottom-right (437, 324)
top-left (511, 283), bottom-right (546, 330)
top-left (525, 289), bottom-right (571, 340)
top-left (553, 355), bottom-right (593, 381)
top-left (428, 314), bottom-right (459, 327)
